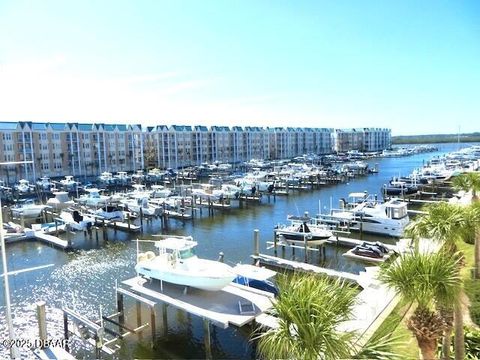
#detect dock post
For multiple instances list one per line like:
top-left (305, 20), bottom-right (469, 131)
top-left (36, 301), bottom-right (47, 348)
top-left (127, 212), bottom-right (131, 231)
top-left (136, 300), bottom-right (142, 328)
top-left (304, 234), bottom-right (308, 263)
top-left (140, 207), bottom-right (144, 228)
top-left (253, 229), bottom-right (260, 257)
top-left (162, 303), bottom-right (168, 337)
top-left (203, 318), bottom-right (212, 360)
top-left (55, 219), bottom-right (59, 237)
top-left (63, 312), bottom-right (70, 353)
top-left (117, 293), bottom-right (124, 334)
top-left (150, 305), bottom-right (156, 343)
top-left (191, 196), bottom-right (195, 219)
top-left (21, 214), bottom-right (25, 229)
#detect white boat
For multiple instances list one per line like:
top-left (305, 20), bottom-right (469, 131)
top-left (99, 172), bottom-right (115, 185)
top-left (329, 192), bottom-right (409, 237)
top-left (150, 185), bottom-right (172, 198)
top-left (59, 175), bottom-right (78, 190)
top-left (122, 196), bottom-right (160, 216)
top-left (77, 188), bottom-right (111, 207)
top-left (11, 199), bottom-right (47, 218)
top-left (95, 205), bottom-right (124, 221)
top-left (36, 176), bottom-right (53, 191)
top-left (275, 216), bottom-right (332, 244)
top-left (46, 191), bottom-right (75, 210)
top-left (60, 209), bottom-right (94, 231)
top-left (135, 236), bottom-right (236, 291)
top-left (15, 179), bottom-right (33, 194)
top-left (114, 171), bottom-right (130, 185)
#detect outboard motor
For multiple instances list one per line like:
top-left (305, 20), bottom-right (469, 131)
top-left (72, 210), bottom-right (83, 223)
top-left (267, 184), bottom-right (274, 193)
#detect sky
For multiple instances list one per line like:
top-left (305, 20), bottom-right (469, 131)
top-left (0, 0), bottom-right (479, 135)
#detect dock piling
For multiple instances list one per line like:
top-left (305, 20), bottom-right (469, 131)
top-left (253, 229), bottom-right (260, 257)
top-left (203, 318), bottom-right (212, 360)
top-left (36, 301), bottom-right (47, 348)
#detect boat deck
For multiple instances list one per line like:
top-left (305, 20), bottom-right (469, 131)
top-left (122, 276), bottom-right (274, 328)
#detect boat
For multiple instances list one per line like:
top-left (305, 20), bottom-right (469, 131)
top-left (77, 188), bottom-right (111, 207)
top-left (46, 191), bottom-right (75, 210)
top-left (150, 185), bottom-right (172, 198)
top-left (275, 216), bottom-right (332, 244)
top-left (11, 199), bottom-right (47, 218)
top-left (99, 172), bottom-right (115, 185)
top-left (15, 179), bottom-right (34, 194)
top-left (36, 176), bottom-right (53, 191)
top-left (60, 209), bottom-right (94, 231)
top-left (232, 264), bottom-right (278, 296)
top-left (329, 192), bottom-right (409, 237)
top-left (59, 175), bottom-right (79, 191)
top-left (121, 195), bottom-right (161, 216)
top-left (94, 205), bottom-right (125, 221)
top-left (135, 236), bottom-right (236, 291)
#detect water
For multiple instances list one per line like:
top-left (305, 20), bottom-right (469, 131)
top-left (0, 142), bottom-right (470, 359)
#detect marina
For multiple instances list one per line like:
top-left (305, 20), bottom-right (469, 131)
top-left (0, 142), bottom-right (478, 359)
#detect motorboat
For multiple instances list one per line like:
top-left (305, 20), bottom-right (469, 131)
top-left (46, 191), bottom-right (75, 210)
top-left (121, 196), bottom-right (161, 216)
top-left (59, 176), bottom-right (78, 190)
top-left (95, 205), bottom-right (124, 221)
top-left (275, 216), bottom-right (332, 244)
top-left (15, 179), bottom-right (34, 194)
top-left (11, 199), bottom-right (47, 218)
top-left (60, 209), bottom-right (94, 231)
top-left (135, 236), bottom-right (236, 291)
top-left (232, 264), bottom-right (278, 296)
top-left (77, 188), bottom-right (111, 207)
top-left (114, 171), bottom-right (130, 185)
top-left (99, 172), bottom-right (115, 185)
top-left (150, 185), bottom-right (172, 198)
top-left (329, 192), bottom-right (409, 237)
top-left (36, 176), bottom-right (53, 191)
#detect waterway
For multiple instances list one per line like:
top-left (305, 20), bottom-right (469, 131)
top-left (0, 142), bottom-right (471, 359)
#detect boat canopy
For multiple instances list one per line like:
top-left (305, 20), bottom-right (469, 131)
top-left (154, 237), bottom-right (197, 251)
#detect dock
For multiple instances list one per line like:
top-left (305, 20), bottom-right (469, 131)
top-left (33, 231), bottom-right (70, 249)
top-left (122, 276), bottom-right (274, 328)
top-left (251, 253), bottom-right (360, 283)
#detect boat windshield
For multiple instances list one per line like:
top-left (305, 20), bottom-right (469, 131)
top-left (178, 247), bottom-right (196, 260)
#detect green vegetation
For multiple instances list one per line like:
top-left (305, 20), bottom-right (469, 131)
top-left (392, 133), bottom-right (480, 145)
top-left (255, 273), bottom-right (357, 360)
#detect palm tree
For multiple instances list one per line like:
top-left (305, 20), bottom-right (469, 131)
top-left (378, 250), bottom-right (462, 360)
top-left (452, 172), bottom-right (480, 202)
top-left (404, 202), bottom-right (467, 360)
top-left (255, 273), bottom-right (357, 360)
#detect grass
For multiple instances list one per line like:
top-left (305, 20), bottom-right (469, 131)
top-left (457, 240), bottom-right (480, 326)
top-left (368, 300), bottom-right (420, 359)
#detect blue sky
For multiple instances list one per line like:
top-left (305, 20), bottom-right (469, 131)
top-left (0, 0), bottom-right (479, 135)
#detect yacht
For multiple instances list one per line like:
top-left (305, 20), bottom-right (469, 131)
top-left (329, 192), bottom-right (409, 237)
top-left (135, 236), bottom-right (236, 291)
top-left (94, 205), bottom-right (124, 221)
top-left (11, 199), bottom-right (47, 218)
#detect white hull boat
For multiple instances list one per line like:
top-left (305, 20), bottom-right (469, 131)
top-left (136, 236), bottom-right (235, 291)
top-left (11, 200), bottom-right (47, 218)
top-left (47, 191), bottom-right (75, 210)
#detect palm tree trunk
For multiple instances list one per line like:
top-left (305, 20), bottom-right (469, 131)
top-left (441, 326), bottom-right (452, 360)
top-left (475, 230), bottom-right (480, 279)
top-left (417, 337), bottom-right (438, 360)
top-left (454, 302), bottom-right (464, 360)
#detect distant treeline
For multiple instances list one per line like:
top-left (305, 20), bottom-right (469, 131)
top-left (392, 133), bottom-right (480, 144)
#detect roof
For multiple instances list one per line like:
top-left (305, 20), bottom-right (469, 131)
top-left (154, 237), bottom-right (197, 250)
top-left (0, 122), bottom-right (19, 131)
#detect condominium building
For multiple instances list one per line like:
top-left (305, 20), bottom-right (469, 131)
top-left (334, 128), bottom-right (391, 153)
top-left (0, 121), bottom-right (390, 182)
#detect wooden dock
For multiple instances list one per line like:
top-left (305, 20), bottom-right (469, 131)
top-left (251, 253), bottom-right (360, 283)
top-left (34, 232), bottom-right (70, 249)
